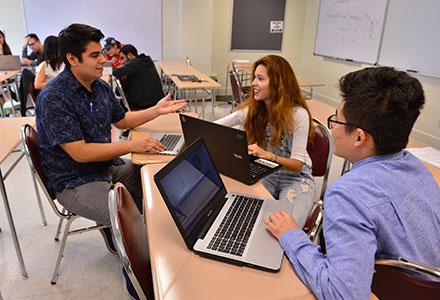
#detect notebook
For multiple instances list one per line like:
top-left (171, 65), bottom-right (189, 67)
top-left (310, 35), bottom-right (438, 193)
top-left (154, 138), bottom-right (294, 272)
top-left (179, 114), bottom-right (281, 185)
top-left (150, 132), bottom-right (184, 155)
top-left (0, 55), bottom-right (21, 71)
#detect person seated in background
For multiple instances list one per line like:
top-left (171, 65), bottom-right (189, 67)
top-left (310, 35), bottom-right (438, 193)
top-left (103, 37), bottom-right (123, 68)
top-left (264, 67), bottom-right (440, 300)
top-left (0, 30), bottom-right (12, 55)
top-left (216, 55), bottom-right (315, 227)
top-left (112, 44), bottom-right (165, 110)
top-left (21, 33), bottom-right (44, 66)
top-left (34, 35), bottom-right (65, 90)
top-left (19, 33), bottom-right (44, 116)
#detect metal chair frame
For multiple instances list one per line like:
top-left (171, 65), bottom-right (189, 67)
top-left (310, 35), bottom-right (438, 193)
top-left (372, 257), bottom-right (440, 300)
top-left (20, 124), bottom-right (108, 284)
top-left (303, 118), bottom-right (334, 242)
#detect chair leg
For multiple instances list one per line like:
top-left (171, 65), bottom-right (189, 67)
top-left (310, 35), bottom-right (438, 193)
top-left (54, 209), bottom-right (66, 241)
top-left (51, 217), bottom-right (74, 285)
top-left (30, 170), bottom-right (47, 226)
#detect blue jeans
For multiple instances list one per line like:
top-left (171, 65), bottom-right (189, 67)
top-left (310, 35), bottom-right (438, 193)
top-left (261, 164), bottom-right (315, 227)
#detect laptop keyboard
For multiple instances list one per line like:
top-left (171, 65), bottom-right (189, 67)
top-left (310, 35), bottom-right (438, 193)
top-left (249, 162), bottom-right (268, 178)
top-left (207, 195), bottom-right (263, 256)
top-left (160, 134), bottom-right (181, 150)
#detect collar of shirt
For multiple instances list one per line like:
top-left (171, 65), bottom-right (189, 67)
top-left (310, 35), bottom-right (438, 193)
top-left (58, 68), bottom-right (105, 98)
top-left (352, 151), bottom-right (405, 170)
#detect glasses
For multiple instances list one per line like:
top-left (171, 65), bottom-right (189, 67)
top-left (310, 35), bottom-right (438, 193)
top-left (327, 114), bottom-right (373, 136)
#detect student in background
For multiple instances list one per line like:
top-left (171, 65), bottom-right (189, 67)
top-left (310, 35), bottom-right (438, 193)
top-left (264, 67), bottom-right (440, 300)
top-left (216, 55), bottom-right (315, 227)
top-left (113, 44), bottom-right (164, 110)
top-left (103, 37), bottom-right (123, 68)
top-left (0, 30), bottom-right (12, 55)
top-left (34, 36), bottom-right (65, 90)
top-left (19, 33), bottom-right (44, 116)
top-left (21, 33), bottom-right (43, 66)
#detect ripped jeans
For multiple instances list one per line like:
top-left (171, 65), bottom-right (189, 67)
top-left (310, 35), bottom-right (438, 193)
top-left (261, 165), bottom-right (315, 227)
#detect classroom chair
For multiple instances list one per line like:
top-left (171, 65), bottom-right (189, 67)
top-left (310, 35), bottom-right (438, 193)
top-left (20, 124), bottom-right (108, 284)
top-left (114, 78), bottom-right (131, 111)
top-left (371, 257), bottom-right (440, 300)
top-left (302, 118), bottom-right (333, 243)
top-left (108, 182), bottom-right (154, 300)
top-left (229, 70), bottom-right (245, 112)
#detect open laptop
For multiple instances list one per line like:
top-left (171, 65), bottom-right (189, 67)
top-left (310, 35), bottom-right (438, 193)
top-left (179, 114), bottom-right (281, 185)
top-left (154, 138), bottom-right (294, 272)
top-left (150, 132), bottom-right (184, 155)
top-left (0, 55), bottom-right (21, 71)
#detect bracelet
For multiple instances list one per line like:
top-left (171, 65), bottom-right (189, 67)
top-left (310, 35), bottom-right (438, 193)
top-left (270, 152), bottom-right (278, 162)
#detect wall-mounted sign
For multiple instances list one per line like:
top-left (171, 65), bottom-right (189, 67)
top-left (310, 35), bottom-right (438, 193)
top-left (270, 21), bottom-right (284, 33)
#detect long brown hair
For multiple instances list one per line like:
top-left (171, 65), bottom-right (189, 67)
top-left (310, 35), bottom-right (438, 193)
top-left (240, 55), bottom-right (313, 147)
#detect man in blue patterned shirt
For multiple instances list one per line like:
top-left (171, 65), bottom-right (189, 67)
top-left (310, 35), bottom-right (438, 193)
top-left (264, 67), bottom-right (440, 299)
top-left (36, 24), bottom-right (186, 250)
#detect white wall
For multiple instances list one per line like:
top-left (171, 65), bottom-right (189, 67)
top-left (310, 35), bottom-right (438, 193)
top-left (3, 0), bottom-right (439, 148)
top-left (298, 0), bottom-right (440, 149)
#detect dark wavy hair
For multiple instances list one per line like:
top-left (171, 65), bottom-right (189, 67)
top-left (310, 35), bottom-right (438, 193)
top-left (0, 30), bottom-right (12, 55)
top-left (58, 23), bottom-right (104, 69)
top-left (42, 36), bottom-right (63, 71)
top-left (340, 67), bottom-right (425, 155)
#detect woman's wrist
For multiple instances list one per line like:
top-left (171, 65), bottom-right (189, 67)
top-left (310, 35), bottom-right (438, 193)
top-left (270, 152), bottom-right (278, 162)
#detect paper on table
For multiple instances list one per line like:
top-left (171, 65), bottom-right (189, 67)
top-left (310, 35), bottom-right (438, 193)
top-left (406, 147), bottom-right (440, 168)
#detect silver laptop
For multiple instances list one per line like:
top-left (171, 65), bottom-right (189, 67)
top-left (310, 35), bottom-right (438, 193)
top-left (0, 55), bottom-right (21, 71)
top-left (154, 138), bottom-right (294, 272)
top-left (150, 132), bottom-right (184, 155)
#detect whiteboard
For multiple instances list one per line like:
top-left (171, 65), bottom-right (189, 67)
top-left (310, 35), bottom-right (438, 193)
top-left (378, 0), bottom-right (440, 77)
top-left (23, 0), bottom-right (161, 60)
top-left (314, 0), bottom-right (388, 64)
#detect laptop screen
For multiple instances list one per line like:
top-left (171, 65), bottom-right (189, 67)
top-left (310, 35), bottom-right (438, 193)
top-left (157, 139), bottom-right (223, 234)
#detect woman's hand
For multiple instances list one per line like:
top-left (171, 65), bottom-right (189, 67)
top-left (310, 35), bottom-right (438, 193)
top-left (248, 143), bottom-right (271, 160)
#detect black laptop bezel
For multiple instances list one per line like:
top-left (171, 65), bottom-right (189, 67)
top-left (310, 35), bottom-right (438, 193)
top-left (154, 137), bottom-right (228, 250)
top-left (179, 113), bottom-right (281, 185)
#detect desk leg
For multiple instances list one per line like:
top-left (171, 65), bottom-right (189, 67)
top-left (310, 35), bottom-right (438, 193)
top-left (0, 169), bottom-right (28, 278)
top-left (211, 89), bottom-right (216, 121)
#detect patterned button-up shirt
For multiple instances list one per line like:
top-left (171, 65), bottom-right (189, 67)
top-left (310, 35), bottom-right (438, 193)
top-left (36, 68), bottom-right (125, 194)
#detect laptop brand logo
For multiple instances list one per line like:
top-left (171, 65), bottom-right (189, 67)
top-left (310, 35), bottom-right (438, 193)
top-left (233, 153), bottom-right (244, 160)
top-left (236, 134), bottom-right (244, 140)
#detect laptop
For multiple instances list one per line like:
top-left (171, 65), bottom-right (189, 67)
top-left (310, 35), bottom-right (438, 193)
top-left (0, 55), bottom-right (21, 71)
top-left (176, 74), bottom-right (199, 82)
top-left (150, 132), bottom-right (185, 155)
top-left (154, 138), bottom-right (294, 272)
top-left (179, 114), bottom-right (281, 185)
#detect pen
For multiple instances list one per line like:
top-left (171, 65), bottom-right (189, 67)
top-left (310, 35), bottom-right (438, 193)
top-left (89, 102), bottom-right (93, 112)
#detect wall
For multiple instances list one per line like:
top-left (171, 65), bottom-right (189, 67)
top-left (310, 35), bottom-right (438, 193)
top-left (210, 0), bottom-right (307, 91)
top-left (299, 0), bottom-right (440, 149)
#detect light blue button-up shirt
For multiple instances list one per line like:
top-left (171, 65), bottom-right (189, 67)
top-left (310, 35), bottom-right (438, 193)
top-left (279, 151), bottom-right (440, 300)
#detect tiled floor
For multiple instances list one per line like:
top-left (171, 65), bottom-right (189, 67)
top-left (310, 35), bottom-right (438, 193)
top-left (0, 100), bottom-right (344, 299)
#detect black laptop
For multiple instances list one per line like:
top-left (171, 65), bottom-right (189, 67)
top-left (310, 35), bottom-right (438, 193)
top-left (154, 138), bottom-right (293, 272)
top-left (179, 114), bottom-right (281, 185)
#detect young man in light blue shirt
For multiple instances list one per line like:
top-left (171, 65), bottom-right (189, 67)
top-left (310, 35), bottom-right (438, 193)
top-left (264, 67), bottom-right (440, 300)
